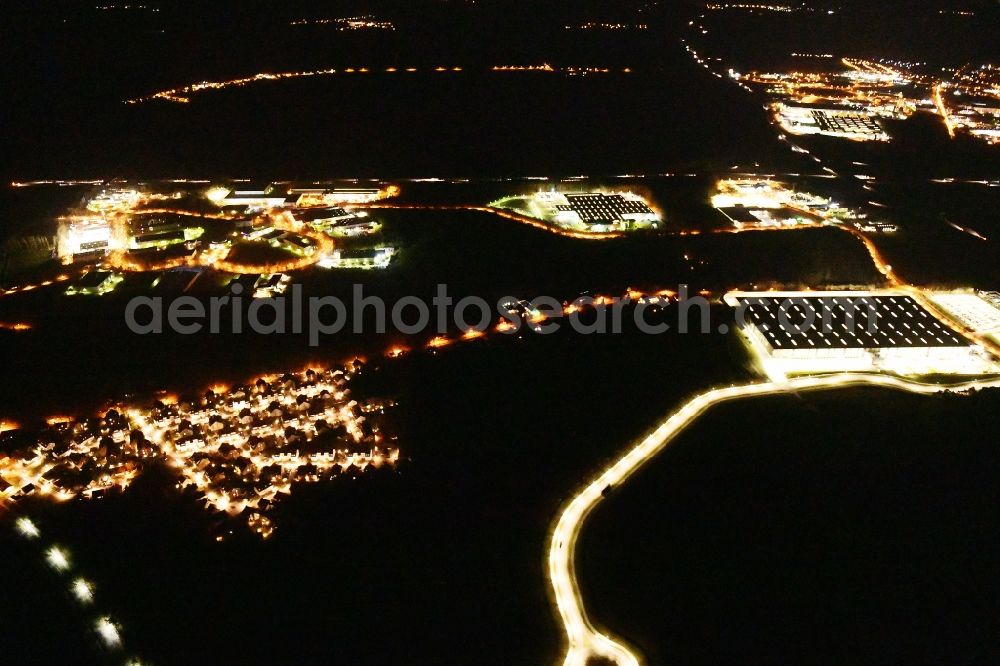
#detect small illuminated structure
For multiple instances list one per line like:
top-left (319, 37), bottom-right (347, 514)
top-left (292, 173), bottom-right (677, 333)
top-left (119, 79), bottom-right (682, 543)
top-left (270, 232), bottom-right (316, 257)
top-left (218, 189), bottom-right (290, 210)
top-left (774, 105), bottom-right (890, 141)
top-left (317, 247), bottom-right (395, 270)
top-left (296, 207), bottom-right (381, 237)
top-left (855, 220), bottom-right (899, 234)
top-left (129, 217), bottom-right (203, 250)
top-left (46, 546), bottom-right (71, 572)
top-left (296, 206), bottom-right (356, 226)
top-left (242, 224), bottom-right (277, 241)
top-left (253, 273), bottom-right (291, 297)
top-left (930, 292), bottom-right (1000, 343)
top-left (726, 290), bottom-right (998, 379)
top-left (205, 186), bottom-right (231, 204)
top-left (65, 271), bottom-right (124, 296)
top-left (291, 187), bottom-right (394, 207)
top-left (86, 189), bottom-right (143, 213)
top-left (711, 178), bottom-right (858, 230)
top-left (15, 517), bottom-right (40, 538)
top-left (326, 188), bottom-right (384, 204)
top-left (71, 578), bottom-right (95, 604)
top-left (95, 617), bottom-right (121, 648)
top-left (57, 217), bottom-right (114, 262)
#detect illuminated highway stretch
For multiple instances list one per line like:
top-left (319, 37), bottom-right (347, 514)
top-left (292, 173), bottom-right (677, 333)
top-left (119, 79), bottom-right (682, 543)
top-left (933, 82), bottom-right (958, 139)
top-left (548, 372), bottom-right (1000, 666)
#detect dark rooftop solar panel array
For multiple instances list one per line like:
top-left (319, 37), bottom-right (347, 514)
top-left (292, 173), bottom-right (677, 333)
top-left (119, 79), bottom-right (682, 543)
top-left (555, 193), bottom-right (654, 223)
top-left (737, 296), bottom-right (968, 350)
top-left (718, 206), bottom-right (762, 224)
top-left (812, 110), bottom-right (882, 135)
top-left (297, 207), bottom-right (352, 222)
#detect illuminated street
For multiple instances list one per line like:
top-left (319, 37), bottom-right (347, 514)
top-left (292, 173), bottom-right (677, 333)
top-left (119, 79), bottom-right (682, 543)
top-left (549, 373), bottom-right (1000, 666)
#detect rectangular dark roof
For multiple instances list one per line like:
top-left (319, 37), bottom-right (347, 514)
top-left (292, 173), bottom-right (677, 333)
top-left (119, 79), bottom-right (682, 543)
top-left (718, 206), bottom-right (761, 223)
top-left (558, 193), bottom-right (654, 223)
top-left (296, 207), bottom-right (352, 222)
top-left (76, 271), bottom-right (112, 289)
top-left (812, 110), bottom-right (882, 134)
top-left (736, 295), bottom-right (968, 350)
top-left (339, 248), bottom-right (385, 260)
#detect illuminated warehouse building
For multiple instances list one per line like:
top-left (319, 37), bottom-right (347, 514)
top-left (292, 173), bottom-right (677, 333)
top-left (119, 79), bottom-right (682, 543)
top-left (725, 291), bottom-right (997, 378)
top-left (533, 191), bottom-right (659, 231)
top-left (57, 217), bottom-right (114, 262)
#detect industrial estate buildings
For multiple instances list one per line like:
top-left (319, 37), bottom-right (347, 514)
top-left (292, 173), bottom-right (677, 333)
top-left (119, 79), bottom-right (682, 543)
top-left (492, 190), bottom-right (661, 233)
top-left (726, 291), bottom-right (998, 378)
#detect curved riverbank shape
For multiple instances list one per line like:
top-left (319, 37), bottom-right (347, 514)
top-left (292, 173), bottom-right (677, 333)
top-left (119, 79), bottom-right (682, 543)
top-left (548, 372), bottom-right (1000, 666)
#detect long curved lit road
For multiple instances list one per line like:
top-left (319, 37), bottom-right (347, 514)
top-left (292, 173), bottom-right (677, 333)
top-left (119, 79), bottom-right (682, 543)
top-left (548, 372), bottom-right (1000, 666)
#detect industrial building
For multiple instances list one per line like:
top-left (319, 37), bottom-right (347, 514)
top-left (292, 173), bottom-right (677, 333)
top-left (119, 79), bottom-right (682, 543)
top-left (930, 292), bottom-right (1000, 343)
top-left (295, 207), bottom-right (356, 226)
top-left (774, 105), bottom-right (890, 141)
top-left (717, 205), bottom-right (817, 229)
top-left (295, 207), bottom-right (381, 237)
top-left (726, 291), bottom-right (996, 378)
top-left (219, 190), bottom-right (292, 209)
top-left (65, 271), bottom-right (124, 296)
top-left (57, 217), bottom-right (114, 262)
top-left (811, 109), bottom-right (885, 137)
top-left (527, 190), bottom-right (660, 231)
top-left (318, 247), bottom-right (395, 270)
top-left (291, 187), bottom-right (387, 207)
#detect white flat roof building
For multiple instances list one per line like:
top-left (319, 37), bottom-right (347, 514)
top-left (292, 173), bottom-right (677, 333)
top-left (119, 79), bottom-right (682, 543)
top-left (930, 292), bottom-right (1000, 342)
top-left (220, 190), bottom-right (290, 209)
top-left (57, 217), bottom-right (115, 261)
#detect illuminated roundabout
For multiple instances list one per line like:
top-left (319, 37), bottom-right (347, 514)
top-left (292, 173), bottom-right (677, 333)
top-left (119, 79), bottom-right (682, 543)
top-left (548, 372), bottom-right (1000, 666)
top-left (104, 210), bottom-right (335, 275)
